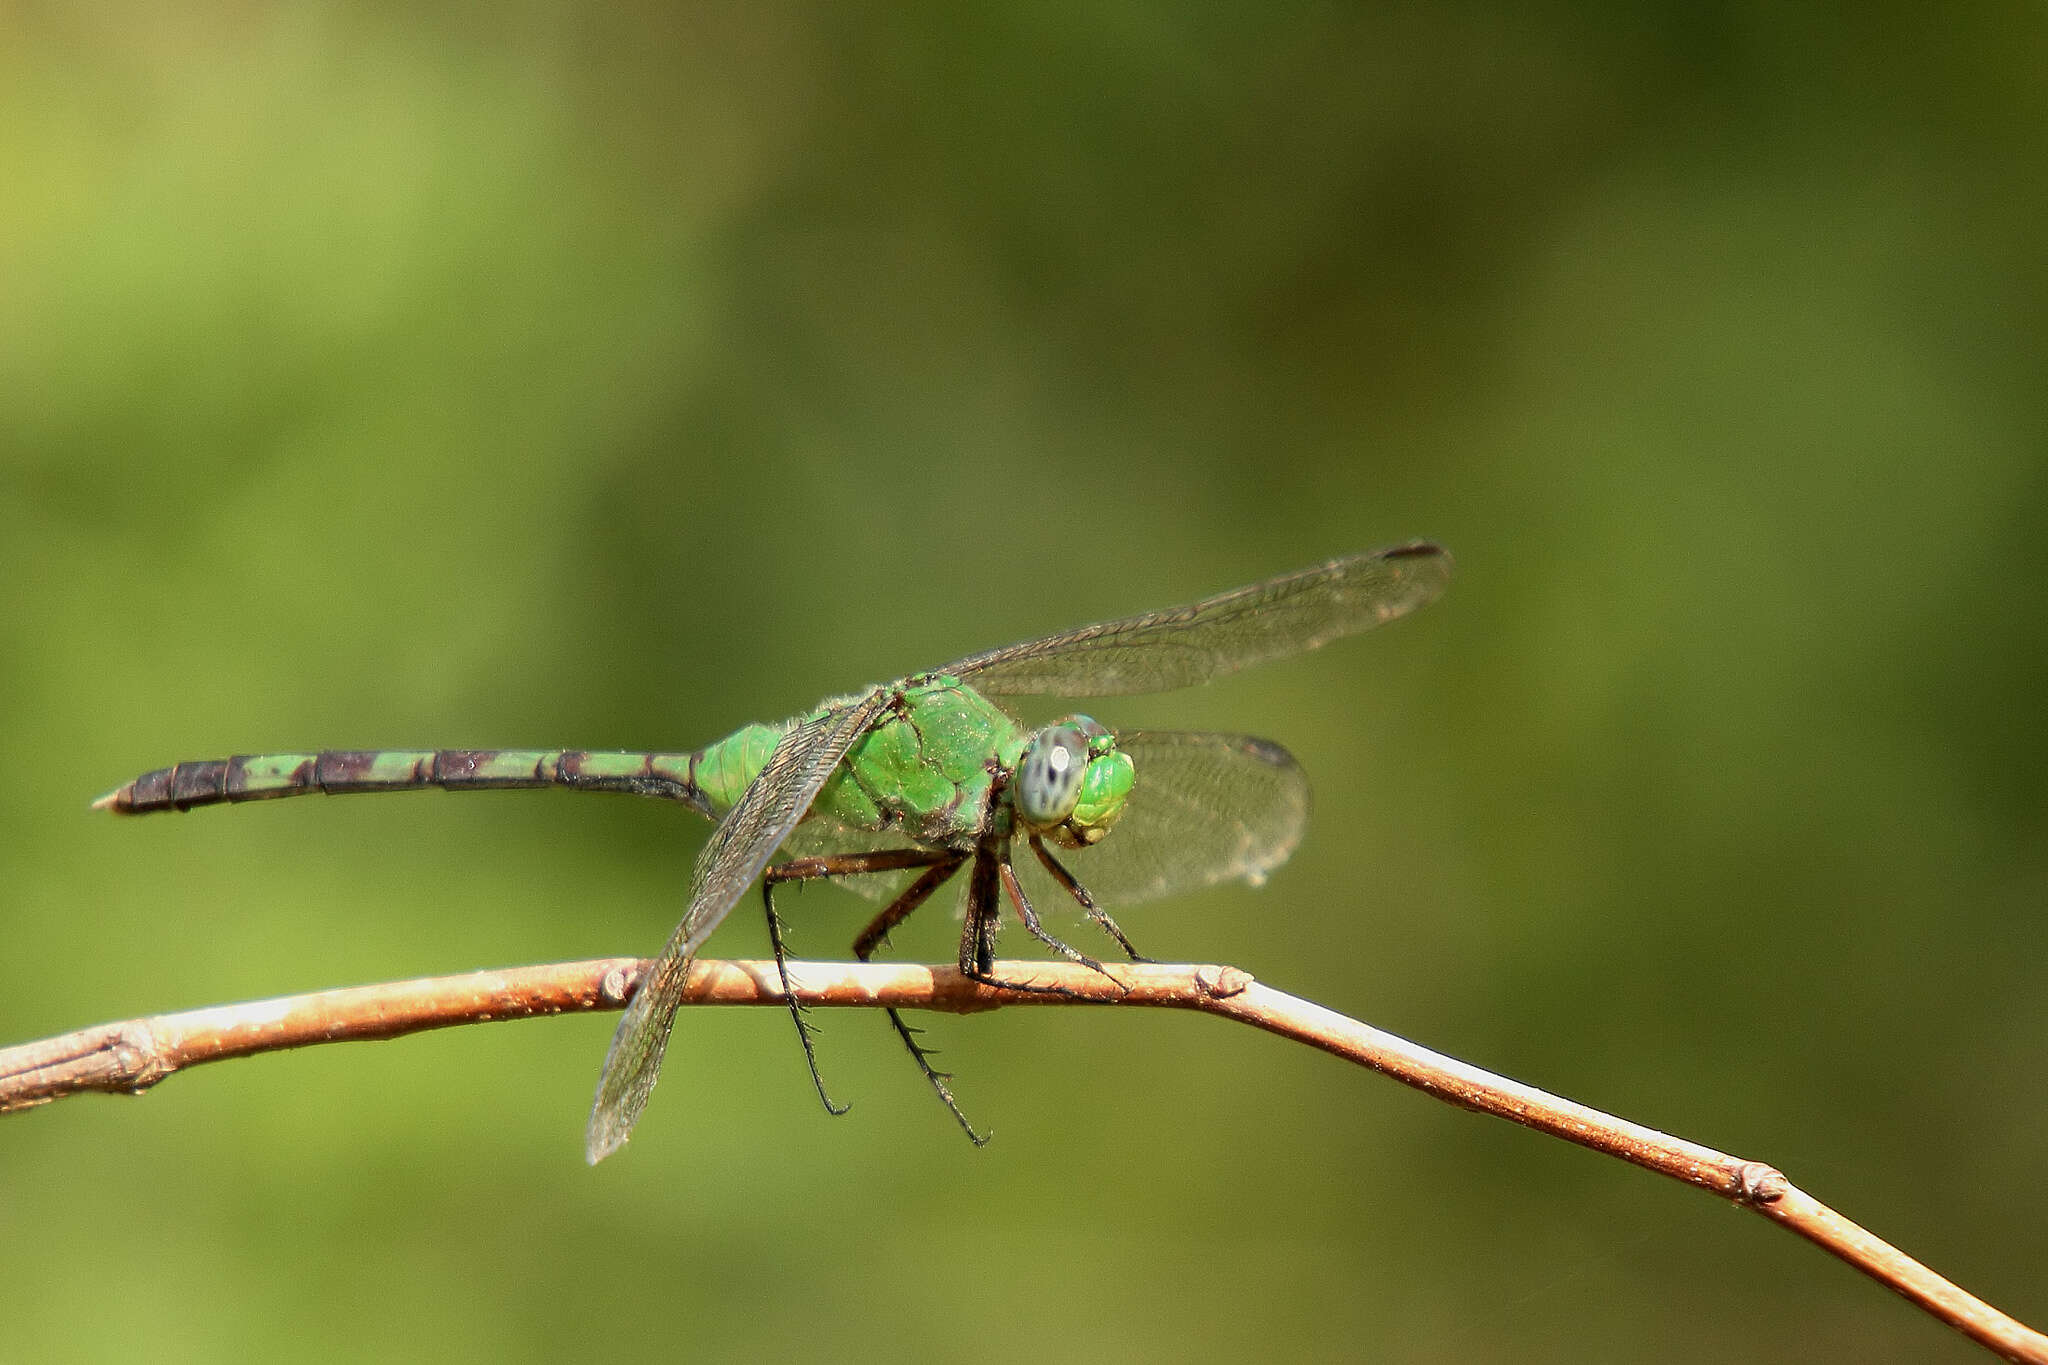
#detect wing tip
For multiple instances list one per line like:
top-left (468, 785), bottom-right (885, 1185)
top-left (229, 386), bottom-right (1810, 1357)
top-left (1383, 538), bottom-right (1449, 562)
top-left (1374, 539), bottom-right (1454, 613)
top-left (585, 1069), bottom-right (647, 1165)
top-left (1236, 735), bottom-right (1300, 770)
top-left (1382, 539), bottom-right (1454, 585)
top-left (583, 1122), bottom-right (628, 1166)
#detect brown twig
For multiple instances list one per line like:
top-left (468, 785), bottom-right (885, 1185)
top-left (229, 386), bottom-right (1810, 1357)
top-left (2, 958), bottom-right (2042, 1362)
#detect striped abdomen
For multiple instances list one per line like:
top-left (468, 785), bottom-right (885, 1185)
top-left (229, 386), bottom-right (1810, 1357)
top-left (94, 749), bottom-right (716, 817)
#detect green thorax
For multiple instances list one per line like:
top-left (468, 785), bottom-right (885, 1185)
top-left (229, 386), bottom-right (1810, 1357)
top-left (691, 676), bottom-right (1029, 848)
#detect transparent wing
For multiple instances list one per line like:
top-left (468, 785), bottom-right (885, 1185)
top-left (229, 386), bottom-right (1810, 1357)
top-left (585, 689), bottom-right (891, 1163)
top-left (1047, 731), bottom-right (1309, 907)
top-left (944, 542), bottom-right (1449, 698)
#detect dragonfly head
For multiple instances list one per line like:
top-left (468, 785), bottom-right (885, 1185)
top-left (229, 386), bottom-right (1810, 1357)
top-left (1013, 716), bottom-right (1134, 848)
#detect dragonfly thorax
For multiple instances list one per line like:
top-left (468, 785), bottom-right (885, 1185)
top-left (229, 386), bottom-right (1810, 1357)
top-left (1013, 716), bottom-right (1134, 848)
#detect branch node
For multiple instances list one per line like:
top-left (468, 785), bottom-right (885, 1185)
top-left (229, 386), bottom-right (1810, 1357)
top-left (1736, 1161), bottom-right (1788, 1205)
top-left (597, 965), bottom-right (636, 1007)
top-left (114, 1021), bottom-right (174, 1092)
top-left (1195, 964), bottom-right (1254, 998)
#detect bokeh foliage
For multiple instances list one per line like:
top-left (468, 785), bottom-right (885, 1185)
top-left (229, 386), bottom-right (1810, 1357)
top-left (4, 3), bottom-right (2044, 1360)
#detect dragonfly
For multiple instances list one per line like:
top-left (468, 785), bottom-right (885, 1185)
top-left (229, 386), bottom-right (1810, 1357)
top-left (97, 542), bottom-right (1452, 1162)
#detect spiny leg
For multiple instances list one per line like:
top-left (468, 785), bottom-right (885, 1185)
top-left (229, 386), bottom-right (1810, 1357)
top-left (761, 879), bottom-right (848, 1116)
top-left (842, 856), bottom-right (987, 1145)
top-left (1029, 836), bottom-right (1151, 962)
top-left (997, 858), bottom-right (1114, 979)
top-left (849, 855), bottom-right (964, 959)
top-left (761, 848), bottom-right (960, 1120)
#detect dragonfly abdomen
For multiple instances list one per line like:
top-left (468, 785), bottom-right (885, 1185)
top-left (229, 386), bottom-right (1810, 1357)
top-left (95, 749), bottom-right (714, 816)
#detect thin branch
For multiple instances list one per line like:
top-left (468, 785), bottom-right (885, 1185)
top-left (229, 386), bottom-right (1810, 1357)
top-left (2, 958), bottom-right (2042, 1363)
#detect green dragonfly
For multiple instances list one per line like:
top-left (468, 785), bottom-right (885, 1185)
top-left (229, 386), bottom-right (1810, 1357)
top-left (97, 542), bottom-right (1451, 1161)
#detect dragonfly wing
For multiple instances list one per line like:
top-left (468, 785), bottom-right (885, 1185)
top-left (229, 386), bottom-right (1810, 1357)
top-left (585, 689), bottom-right (892, 1163)
top-left (1049, 730), bottom-right (1310, 906)
top-left (945, 541), bottom-right (1449, 698)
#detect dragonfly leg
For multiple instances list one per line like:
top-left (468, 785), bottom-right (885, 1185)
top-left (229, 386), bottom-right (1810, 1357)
top-left (761, 848), bottom-right (961, 1120)
top-left (760, 879), bottom-right (849, 1117)
top-left (997, 859), bottom-right (1117, 982)
top-left (768, 847), bottom-right (962, 885)
top-left (846, 856), bottom-right (967, 959)
top-left (833, 856), bottom-right (987, 1146)
top-left (1028, 836), bottom-right (1152, 963)
top-left (956, 844), bottom-right (1095, 998)
top-left (959, 843), bottom-right (1003, 978)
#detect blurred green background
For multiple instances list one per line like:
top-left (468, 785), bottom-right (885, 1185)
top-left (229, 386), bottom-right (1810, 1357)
top-left (4, 3), bottom-right (2044, 1360)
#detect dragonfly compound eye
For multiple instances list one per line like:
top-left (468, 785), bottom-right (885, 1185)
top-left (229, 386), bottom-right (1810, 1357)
top-left (1015, 723), bottom-right (1090, 829)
